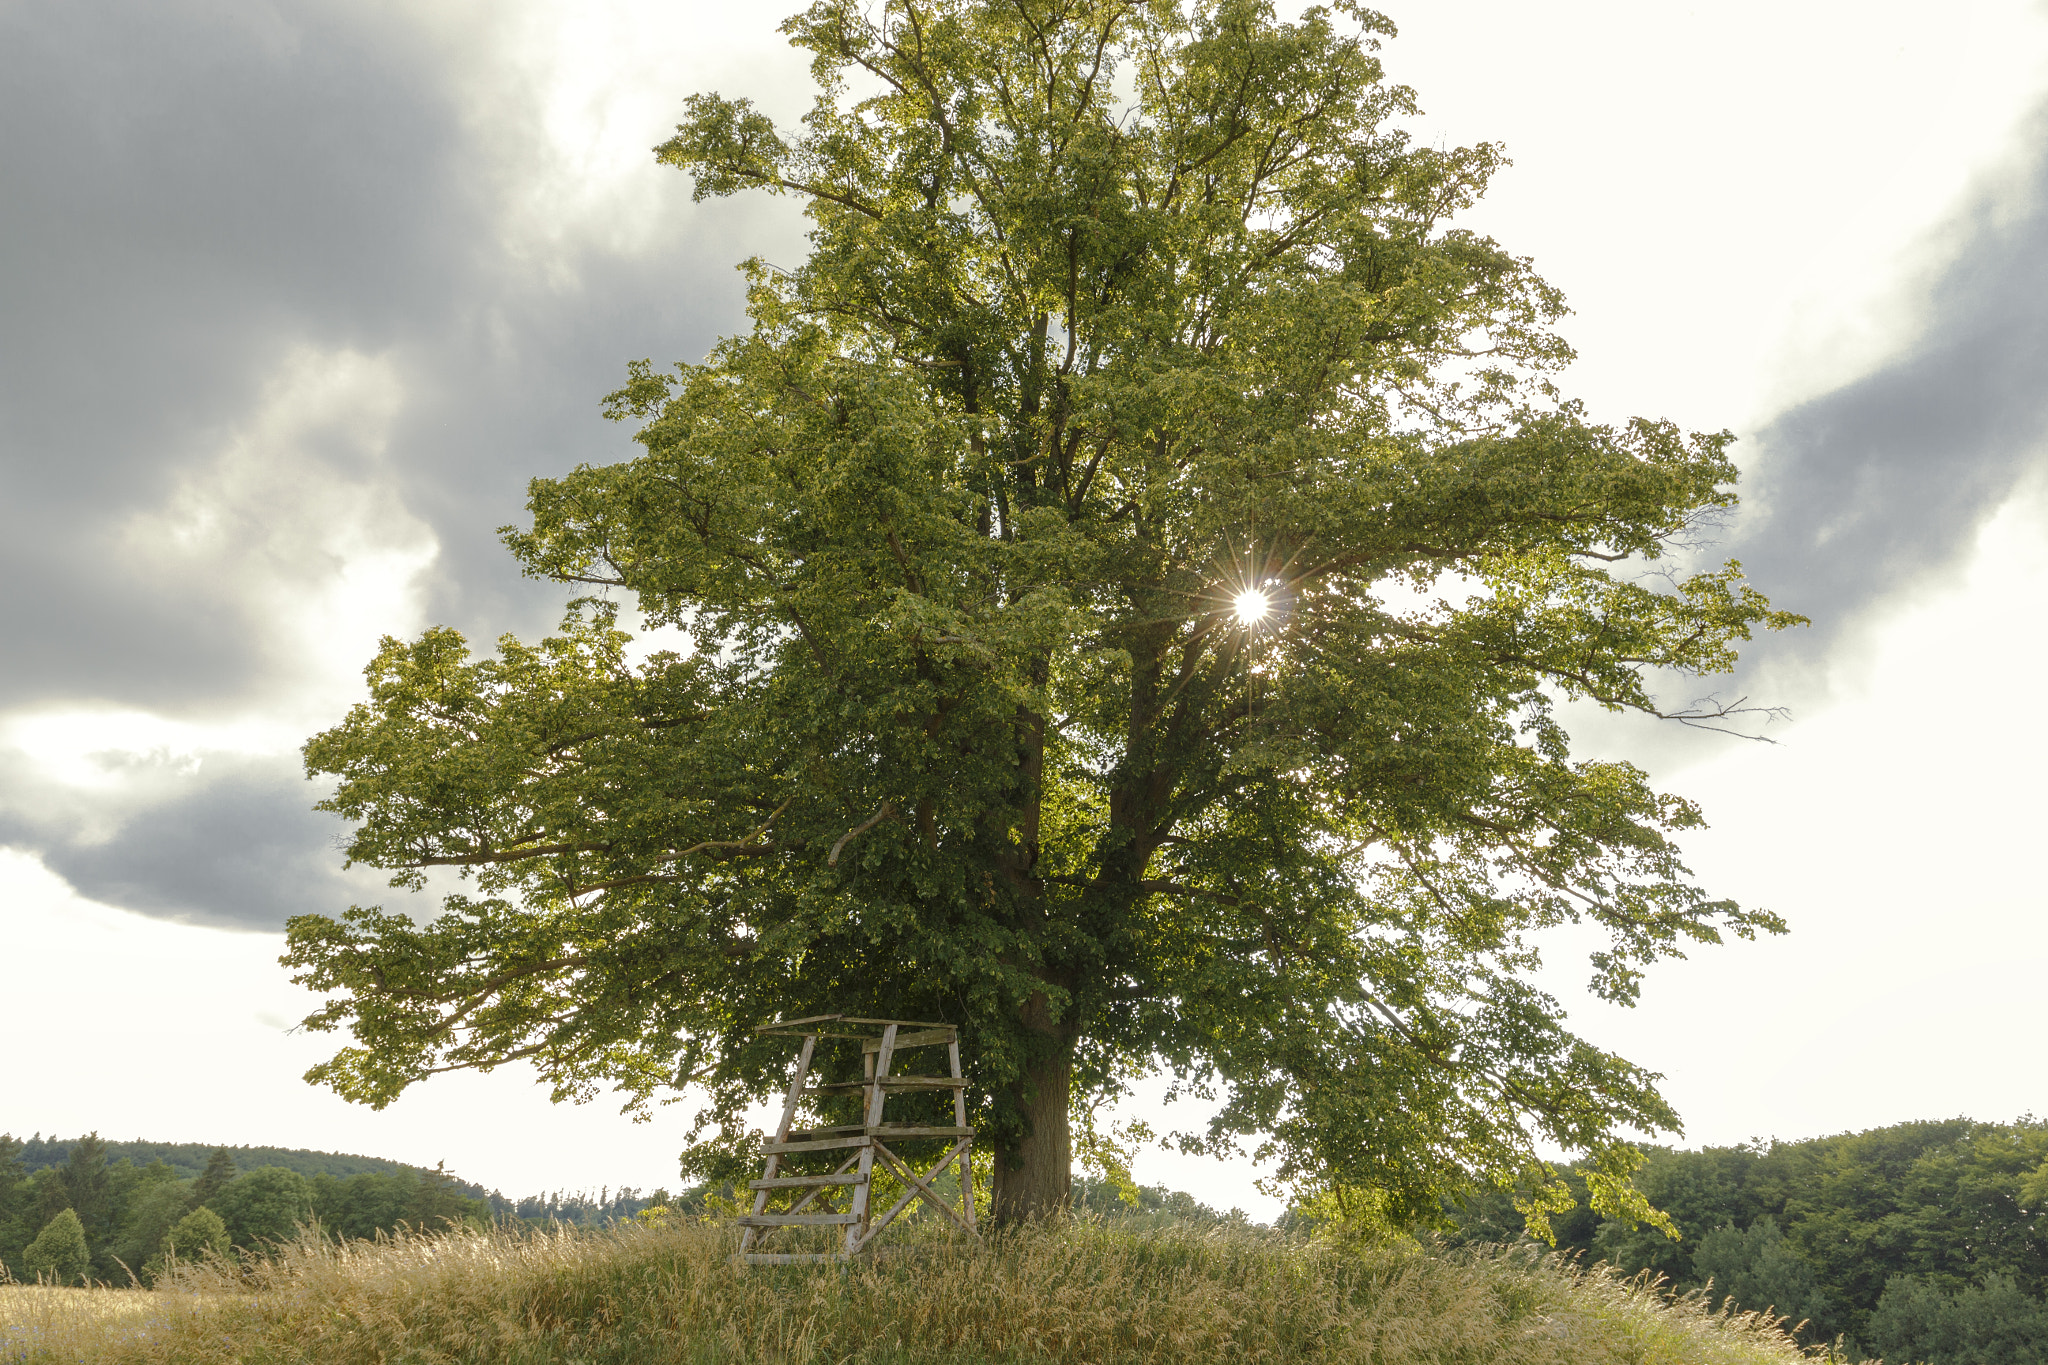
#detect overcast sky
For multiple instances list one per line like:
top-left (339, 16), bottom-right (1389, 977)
top-left (4, 0), bottom-right (2046, 1217)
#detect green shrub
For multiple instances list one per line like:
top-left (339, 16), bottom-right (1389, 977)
top-left (22, 1209), bottom-right (89, 1287)
top-left (142, 1207), bottom-right (230, 1284)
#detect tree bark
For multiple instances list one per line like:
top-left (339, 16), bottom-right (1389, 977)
top-left (991, 1000), bottom-right (1074, 1223)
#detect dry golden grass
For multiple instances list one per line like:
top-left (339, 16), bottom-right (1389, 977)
top-left (0, 1217), bottom-right (1839, 1364)
top-left (0, 1285), bottom-right (162, 1359)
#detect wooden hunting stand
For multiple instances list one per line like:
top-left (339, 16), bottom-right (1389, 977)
top-left (737, 1015), bottom-right (978, 1266)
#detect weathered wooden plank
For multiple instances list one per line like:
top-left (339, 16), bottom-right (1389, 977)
top-left (867, 1125), bottom-right (974, 1138)
top-left (871, 1140), bottom-right (975, 1236)
top-left (738, 1213), bottom-right (861, 1227)
top-left (779, 1153), bottom-right (862, 1219)
top-left (846, 1132), bottom-right (879, 1258)
top-left (772, 1034), bottom-right (818, 1142)
top-left (750, 1174), bottom-right (864, 1189)
top-left (764, 1135), bottom-right (873, 1154)
top-left (808, 1076), bottom-right (967, 1093)
top-left (851, 1138), bottom-right (976, 1253)
top-left (865, 1025), bottom-right (898, 1128)
top-left (861, 1028), bottom-right (955, 1052)
top-left (754, 1013), bottom-right (846, 1031)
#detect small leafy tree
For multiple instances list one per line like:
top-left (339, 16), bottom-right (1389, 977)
top-left (1692, 1217), bottom-right (1830, 1330)
top-left (24, 1208), bottom-right (89, 1286)
top-left (145, 1207), bottom-right (230, 1283)
top-left (114, 1181), bottom-right (193, 1282)
top-left (287, 0), bottom-right (1797, 1224)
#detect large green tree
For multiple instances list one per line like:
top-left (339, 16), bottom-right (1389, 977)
top-left (287, 0), bottom-right (1797, 1223)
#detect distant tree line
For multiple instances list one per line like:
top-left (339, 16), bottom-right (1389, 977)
top-left (9, 1136), bottom-right (475, 1188)
top-left (501, 1188), bottom-right (667, 1226)
top-left (0, 1134), bottom-right (496, 1285)
top-left (1443, 1117), bottom-right (2048, 1364)
top-left (1071, 1177), bottom-right (1237, 1228)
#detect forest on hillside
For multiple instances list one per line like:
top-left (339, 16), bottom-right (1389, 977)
top-left (1446, 1117), bottom-right (2048, 1364)
top-left (0, 1134), bottom-right (667, 1286)
top-left (8, 1119), bottom-right (2045, 1365)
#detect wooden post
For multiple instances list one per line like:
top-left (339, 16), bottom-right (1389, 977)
top-left (846, 1024), bottom-right (897, 1256)
top-left (740, 1033), bottom-right (815, 1259)
top-left (949, 1036), bottom-right (975, 1230)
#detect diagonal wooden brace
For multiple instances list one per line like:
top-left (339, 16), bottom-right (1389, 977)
top-left (856, 1138), bottom-right (974, 1249)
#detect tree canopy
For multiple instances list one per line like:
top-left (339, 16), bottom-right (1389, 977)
top-left (286, 0), bottom-right (1799, 1224)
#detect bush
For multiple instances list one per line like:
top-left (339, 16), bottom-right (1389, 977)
top-left (22, 1209), bottom-right (90, 1287)
top-left (143, 1208), bottom-right (230, 1284)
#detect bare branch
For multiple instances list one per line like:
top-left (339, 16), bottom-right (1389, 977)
top-left (829, 800), bottom-right (899, 866)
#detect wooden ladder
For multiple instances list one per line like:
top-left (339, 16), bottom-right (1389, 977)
top-left (737, 1015), bottom-right (978, 1266)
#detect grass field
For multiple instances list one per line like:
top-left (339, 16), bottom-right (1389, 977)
top-left (0, 1217), bottom-right (1840, 1364)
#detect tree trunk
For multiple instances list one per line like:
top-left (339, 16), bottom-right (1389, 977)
top-left (991, 1002), bottom-right (1074, 1223)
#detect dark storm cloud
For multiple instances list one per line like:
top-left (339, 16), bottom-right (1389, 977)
top-left (0, 750), bottom-right (378, 931)
top-left (0, 0), bottom-right (784, 713)
top-left (0, 0), bottom-right (482, 708)
top-left (0, 0), bottom-right (801, 925)
top-left (1726, 105), bottom-right (2048, 655)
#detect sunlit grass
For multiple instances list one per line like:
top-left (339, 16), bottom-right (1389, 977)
top-left (1, 1284), bottom-right (164, 1362)
top-left (0, 1218), bottom-right (1842, 1364)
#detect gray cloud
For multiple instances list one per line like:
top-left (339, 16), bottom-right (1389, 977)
top-left (0, 0), bottom-right (795, 715)
top-left (0, 750), bottom-right (378, 931)
top-left (0, 0), bottom-right (480, 709)
top-left (1727, 105), bottom-right (2048, 658)
top-left (0, 0), bottom-right (804, 926)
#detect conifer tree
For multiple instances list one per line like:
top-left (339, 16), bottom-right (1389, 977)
top-left (189, 1149), bottom-right (236, 1209)
top-left (60, 1133), bottom-right (111, 1248)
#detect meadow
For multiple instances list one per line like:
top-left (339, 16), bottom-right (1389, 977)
top-left (0, 1216), bottom-right (1832, 1365)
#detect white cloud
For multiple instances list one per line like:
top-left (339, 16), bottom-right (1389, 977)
top-left (1532, 475), bottom-right (2048, 1145)
top-left (0, 848), bottom-right (690, 1198)
top-left (1381, 0), bottom-right (2048, 433)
